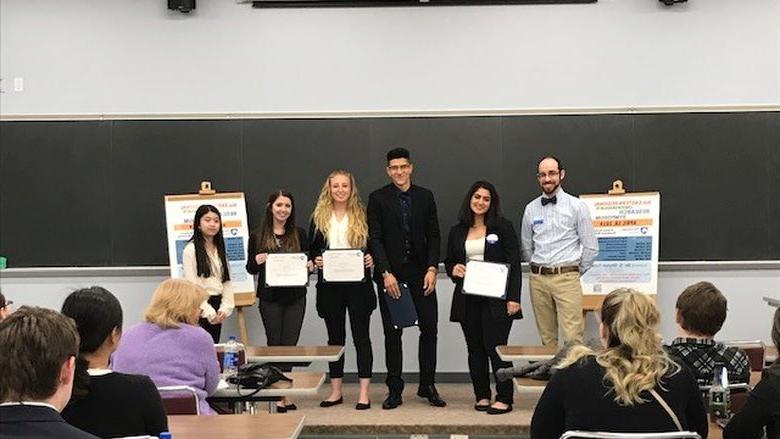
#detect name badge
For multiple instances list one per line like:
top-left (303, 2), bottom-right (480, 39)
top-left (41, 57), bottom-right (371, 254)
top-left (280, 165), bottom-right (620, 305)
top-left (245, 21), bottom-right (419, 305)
top-left (532, 217), bottom-right (544, 226)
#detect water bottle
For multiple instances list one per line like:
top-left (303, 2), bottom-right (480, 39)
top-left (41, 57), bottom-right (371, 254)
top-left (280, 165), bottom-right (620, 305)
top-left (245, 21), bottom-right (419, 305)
top-left (708, 363), bottom-right (730, 420)
top-left (222, 336), bottom-right (240, 380)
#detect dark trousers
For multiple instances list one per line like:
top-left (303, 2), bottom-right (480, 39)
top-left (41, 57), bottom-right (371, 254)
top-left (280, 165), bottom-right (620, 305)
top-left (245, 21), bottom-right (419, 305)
top-left (320, 283), bottom-right (374, 379)
top-left (199, 295), bottom-right (222, 343)
top-left (259, 296), bottom-right (306, 372)
top-left (459, 296), bottom-right (514, 405)
top-left (376, 262), bottom-right (438, 394)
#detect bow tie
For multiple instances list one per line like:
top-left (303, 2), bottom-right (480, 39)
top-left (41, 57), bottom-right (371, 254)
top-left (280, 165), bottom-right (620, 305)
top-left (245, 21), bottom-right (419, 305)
top-left (541, 196), bottom-right (557, 206)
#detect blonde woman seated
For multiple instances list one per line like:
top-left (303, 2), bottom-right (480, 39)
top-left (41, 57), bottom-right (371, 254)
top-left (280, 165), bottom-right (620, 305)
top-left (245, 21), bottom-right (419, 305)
top-left (112, 279), bottom-right (221, 415)
top-left (530, 288), bottom-right (708, 439)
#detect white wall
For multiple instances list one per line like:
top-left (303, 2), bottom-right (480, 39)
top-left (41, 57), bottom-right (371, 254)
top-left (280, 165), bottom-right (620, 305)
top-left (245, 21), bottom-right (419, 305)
top-left (2, 268), bottom-right (777, 373)
top-left (1, 0), bottom-right (778, 115)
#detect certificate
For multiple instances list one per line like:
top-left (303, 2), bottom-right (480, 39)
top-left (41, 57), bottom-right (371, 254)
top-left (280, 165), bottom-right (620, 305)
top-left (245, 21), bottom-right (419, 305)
top-left (462, 260), bottom-right (509, 299)
top-left (322, 249), bottom-right (365, 283)
top-left (264, 253), bottom-right (309, 287)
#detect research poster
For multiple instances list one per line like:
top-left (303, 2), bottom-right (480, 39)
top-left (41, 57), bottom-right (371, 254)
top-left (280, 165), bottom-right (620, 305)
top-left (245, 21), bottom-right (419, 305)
top-left (579, 192), bottom-right (660, 296)
top-left (164, 192), bottom-right (254, 294)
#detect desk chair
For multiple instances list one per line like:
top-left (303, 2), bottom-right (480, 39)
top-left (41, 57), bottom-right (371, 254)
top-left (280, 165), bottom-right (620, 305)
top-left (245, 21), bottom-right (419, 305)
top-left (157, 385), bottom-right (200, 415)
top-left (559, 432), bottom-right (701, 439)
top-left (723, 340), bottom-right (765, 371)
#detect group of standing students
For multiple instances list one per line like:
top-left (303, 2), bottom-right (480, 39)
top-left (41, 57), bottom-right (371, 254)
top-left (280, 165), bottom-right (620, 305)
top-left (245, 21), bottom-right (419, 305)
top-left (181, 147), bottom-right (523, 414)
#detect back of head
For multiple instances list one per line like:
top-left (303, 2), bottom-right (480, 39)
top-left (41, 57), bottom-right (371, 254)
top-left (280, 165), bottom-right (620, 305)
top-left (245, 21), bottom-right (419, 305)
top-left (144, 278), bottom-right (207, 329)
top-left (0, 306), bottom-right (79, 403)
top-left (676, 281), bottom-right (727, 337)
top-left (61, 287), bottom-right (123, 400)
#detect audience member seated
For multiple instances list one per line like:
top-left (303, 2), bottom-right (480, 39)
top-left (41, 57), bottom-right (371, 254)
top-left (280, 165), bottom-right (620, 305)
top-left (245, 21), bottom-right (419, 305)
top-left (0, 306), bottom-right (98, 438)
top-left (61, 287), bottom-right (168, 437)
top-left (0, 291), bottom-right (13, 320)
top-left (666, 281), bottom-right (751, 387)
top-left (530, 288), bottom-right (708, 439)
top-left (112, 278), bottom-right (221, 415)
top-left (724, 307), bottom-right (780, 439)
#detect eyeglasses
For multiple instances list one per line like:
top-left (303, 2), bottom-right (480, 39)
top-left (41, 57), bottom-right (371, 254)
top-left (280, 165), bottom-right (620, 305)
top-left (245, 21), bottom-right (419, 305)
top-left (537, 171), bottom-right (560, 179)
top-left (388, 164), bottom-right (411, 172)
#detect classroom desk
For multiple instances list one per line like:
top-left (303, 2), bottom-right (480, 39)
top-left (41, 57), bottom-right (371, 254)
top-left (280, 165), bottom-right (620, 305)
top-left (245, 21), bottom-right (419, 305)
top-left (217, 345), bottom-right (344, 363)
top-left (209, 372), bottom-right (325, 414)
top-left (496, 345), bottom-right (557, 362)
top-left (168, 413), bottom-right (305, 439)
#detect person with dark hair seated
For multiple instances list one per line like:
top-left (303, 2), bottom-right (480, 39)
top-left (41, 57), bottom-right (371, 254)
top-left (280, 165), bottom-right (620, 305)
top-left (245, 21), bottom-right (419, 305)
top-left (0, 291), bottom-right (13, 320)
top-left (0, 306), bottom-right (98, 438)
top-left (530, 288), bottom-right (708, 439)
top-left (724, 307), bottom-right (780, 439)
top-left (666, 281), bottom-right (750, 386)
top-left (61, 287), bottom-right (168, 438)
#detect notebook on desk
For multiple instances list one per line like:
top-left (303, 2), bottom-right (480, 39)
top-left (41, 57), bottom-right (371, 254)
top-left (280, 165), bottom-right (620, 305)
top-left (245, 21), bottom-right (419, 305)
top-left (383, 283), bottom-right (418, 329)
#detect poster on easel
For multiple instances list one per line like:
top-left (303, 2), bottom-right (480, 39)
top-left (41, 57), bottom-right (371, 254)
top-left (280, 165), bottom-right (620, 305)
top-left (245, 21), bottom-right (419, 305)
top-left (164, 184), bottom-right (254, 295)
top-left (579, 182), bottom-right (660, 299)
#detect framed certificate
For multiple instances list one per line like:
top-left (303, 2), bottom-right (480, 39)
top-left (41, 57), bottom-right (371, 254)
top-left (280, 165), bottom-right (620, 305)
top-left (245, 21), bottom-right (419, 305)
top-left (264, 252), bottom-right (309, 287)
top-left (322, 249), bottom-right (365, 283)
top-left (462, 260), bottom-right (509, 299)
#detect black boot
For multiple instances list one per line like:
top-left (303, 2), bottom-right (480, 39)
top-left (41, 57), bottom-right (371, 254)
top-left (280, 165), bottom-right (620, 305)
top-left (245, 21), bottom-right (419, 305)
top-left (417, 384), bottom-right (446, 407)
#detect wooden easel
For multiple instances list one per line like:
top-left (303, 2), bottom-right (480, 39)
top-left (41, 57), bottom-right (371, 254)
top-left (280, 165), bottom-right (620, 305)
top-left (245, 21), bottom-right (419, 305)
top-left (173, 181), bottom-right (256, 345)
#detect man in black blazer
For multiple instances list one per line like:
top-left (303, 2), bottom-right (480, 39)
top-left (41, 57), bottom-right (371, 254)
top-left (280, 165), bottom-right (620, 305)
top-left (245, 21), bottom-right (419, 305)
top-left (368, 147), bottom-right (446, 409)
top-left (0, 306), bottom-right (99, 439)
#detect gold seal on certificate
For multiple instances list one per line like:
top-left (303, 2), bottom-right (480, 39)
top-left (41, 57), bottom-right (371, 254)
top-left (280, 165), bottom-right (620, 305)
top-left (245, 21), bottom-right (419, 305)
top-left (462, 260), bottom-right (509, 299)
top-left (264, 252), bottom-right (309, 287)
top-left (322, 249), bottom-right (365, 283)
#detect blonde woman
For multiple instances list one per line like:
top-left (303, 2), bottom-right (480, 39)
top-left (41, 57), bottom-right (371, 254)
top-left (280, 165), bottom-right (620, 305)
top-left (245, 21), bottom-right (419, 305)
top-left (530, 288), bottom-right (707, 438)
top-left (112, 279), bottom-right (221, 416)
top-left (309, 170), bottom-right (376, 410)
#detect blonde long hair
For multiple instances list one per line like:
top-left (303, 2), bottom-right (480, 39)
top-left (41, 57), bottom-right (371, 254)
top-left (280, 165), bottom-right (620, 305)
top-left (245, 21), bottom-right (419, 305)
top-left (557, 288), bottom-right (679, 406)
top-left (311, 170), bottom-right (368, 249)
top-left (144, 279), bottom-right (207, 329)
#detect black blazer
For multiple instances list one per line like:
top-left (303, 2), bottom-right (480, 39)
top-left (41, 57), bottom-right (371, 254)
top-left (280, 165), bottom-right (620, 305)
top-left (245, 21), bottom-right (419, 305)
top-left (445, 217), bottom-right (523, 323)
top-left (246, 226), bottom-right (309, 304)
top-left (0, 405), bottom-right (99, 439)
top-left (367, 184), bottom-right (440, 279)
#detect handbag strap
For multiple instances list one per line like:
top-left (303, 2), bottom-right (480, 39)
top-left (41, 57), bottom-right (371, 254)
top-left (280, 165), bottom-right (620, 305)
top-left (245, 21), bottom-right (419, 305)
top-left (649, 388), bottom-right (683, 432)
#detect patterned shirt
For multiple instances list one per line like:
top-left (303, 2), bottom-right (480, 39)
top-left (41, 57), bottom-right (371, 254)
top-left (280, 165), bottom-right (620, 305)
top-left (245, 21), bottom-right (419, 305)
top-left (666, 337), bottom-right (751, 387)
top-left (520, 188), bottom-right (598, 271)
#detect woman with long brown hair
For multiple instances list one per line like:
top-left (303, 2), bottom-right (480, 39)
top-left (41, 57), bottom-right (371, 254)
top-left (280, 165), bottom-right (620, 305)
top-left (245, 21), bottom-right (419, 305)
top-left (309, 170), bottom-right (376, 410)
top-left (530, 288), bottom-right (707, 438)
top-left (246, 189), bottom-right (310, 412)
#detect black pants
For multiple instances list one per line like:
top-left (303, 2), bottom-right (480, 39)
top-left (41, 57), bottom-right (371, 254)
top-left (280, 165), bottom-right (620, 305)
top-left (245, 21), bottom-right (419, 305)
top-left (376, 262), bottom-right (438, 394)
top-left (258, 296), bottom-right (306, 372)
top-left (319, 282), bottom-right (374, 379)
top-left (199, 295), bottom-right (222, 343)
top-left (459, 295), bottom-right (514, 405)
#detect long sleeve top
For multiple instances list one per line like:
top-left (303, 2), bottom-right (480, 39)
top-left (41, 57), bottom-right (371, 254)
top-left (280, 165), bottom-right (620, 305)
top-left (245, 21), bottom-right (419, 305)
top-left (182, 242), bottom-right (234, 320)
top-left (245, 226), bottom-right (309, 304)
top-left (724, 362), bottom-right (780, 439)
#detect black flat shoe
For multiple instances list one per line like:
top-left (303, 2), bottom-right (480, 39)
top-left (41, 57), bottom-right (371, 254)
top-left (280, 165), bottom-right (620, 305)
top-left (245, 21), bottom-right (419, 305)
top-left (355, 401), bottom-right (371, 410)
top-left (285, 403), bottom-right (298, 411)
top-left (319, 397), bottom-right (343, 408)
top-left (382, 394), bottom-right (402, 410)
top-left (487, 404), bottom-right (512, 415)
top-left (275, 404), bottom-right (288, 413)
top-left (474, 404), bottom-right (490, 412)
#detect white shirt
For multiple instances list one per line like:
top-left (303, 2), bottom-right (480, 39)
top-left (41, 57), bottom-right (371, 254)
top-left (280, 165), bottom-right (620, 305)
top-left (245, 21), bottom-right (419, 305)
top-left (328, 213), bottom-right (351, 249)
top-left (182, 242), bottom-right (235, 319)
top-left (0, 401), bottom-right (58, 411)
top-left (465, 237), bottom-right (485, 261)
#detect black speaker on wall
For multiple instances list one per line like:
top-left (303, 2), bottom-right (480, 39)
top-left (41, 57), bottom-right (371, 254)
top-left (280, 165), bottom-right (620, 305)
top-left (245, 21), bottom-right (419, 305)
top-left (168, 0), bottom-right (196, 13)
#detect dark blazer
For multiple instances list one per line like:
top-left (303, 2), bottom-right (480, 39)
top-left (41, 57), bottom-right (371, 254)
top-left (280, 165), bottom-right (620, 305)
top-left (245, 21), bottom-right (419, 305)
top-left (246, 226), bottom-right (309, 304)
top-left (445, 217), bottom-right (523, 323)
top-left (367, 184), bottom-right (440, 279)
top-left (0, 405), bottom-right (99, 439)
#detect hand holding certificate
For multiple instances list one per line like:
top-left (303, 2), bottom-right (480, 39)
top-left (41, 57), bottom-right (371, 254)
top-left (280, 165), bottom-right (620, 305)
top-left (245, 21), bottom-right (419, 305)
top-left (265, 253), bottom-right (309, 287)
top-left (322, 249), bottom-right (365, 283)
top-left (462, 260), bottom-right (509, 299)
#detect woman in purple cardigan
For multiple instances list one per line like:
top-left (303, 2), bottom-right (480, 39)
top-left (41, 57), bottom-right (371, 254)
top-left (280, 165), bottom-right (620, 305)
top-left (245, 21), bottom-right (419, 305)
top-left (113, 278), bottom-right (221, 415)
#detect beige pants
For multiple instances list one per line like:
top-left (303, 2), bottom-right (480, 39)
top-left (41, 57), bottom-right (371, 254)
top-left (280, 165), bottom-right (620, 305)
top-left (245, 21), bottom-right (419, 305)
top-left (529, 271), bottom-right (584, 347)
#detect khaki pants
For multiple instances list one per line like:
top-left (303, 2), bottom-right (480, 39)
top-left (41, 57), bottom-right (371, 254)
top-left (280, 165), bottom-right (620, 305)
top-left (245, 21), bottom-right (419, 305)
top-left (529, 271), bottom-right (584, 347)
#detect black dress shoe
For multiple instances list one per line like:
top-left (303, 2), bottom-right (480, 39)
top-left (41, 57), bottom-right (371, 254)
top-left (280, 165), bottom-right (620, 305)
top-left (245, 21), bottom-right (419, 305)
top-left (382, 394), bottom-right (402, 410)
top-left (275, 404), bottom-right (288, 413)
top-left (355, 401), bottom-right (371, 410)
top-left (319, 397), bottom-right (343, 408)
top-left (474, 403), bottom-right (490, 412)
top-left (417, 385), bottom-right (446, 407)
top-left (487, 404), bottom-right (512, 415)
top-left (285, 403), bottom-right (298, 411)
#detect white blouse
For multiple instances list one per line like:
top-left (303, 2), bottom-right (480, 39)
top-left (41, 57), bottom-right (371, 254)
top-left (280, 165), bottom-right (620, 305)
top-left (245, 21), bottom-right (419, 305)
top-left (328, 213), bottom-right (351, 249)
top-left (465, 237), bottom-right (485, 261)
top-left (182, 242), bottom-right (235, 320)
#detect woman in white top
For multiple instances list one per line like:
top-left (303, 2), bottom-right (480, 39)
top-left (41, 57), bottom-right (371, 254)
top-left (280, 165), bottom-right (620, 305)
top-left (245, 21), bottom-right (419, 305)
top-left (182, 204), bottom-right (234, 343)
top-left (445, 181), bottom-right (522, 415)
top-left (309, 170), bottom-right (376, 410)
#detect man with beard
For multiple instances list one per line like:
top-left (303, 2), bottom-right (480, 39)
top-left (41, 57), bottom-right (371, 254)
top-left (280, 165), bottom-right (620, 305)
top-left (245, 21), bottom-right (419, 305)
top-left (520, 156), bottom-right (598, 347)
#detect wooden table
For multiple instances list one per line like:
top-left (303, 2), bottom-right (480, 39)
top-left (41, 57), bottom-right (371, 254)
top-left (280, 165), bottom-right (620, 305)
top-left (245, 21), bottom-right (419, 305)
top-left (216, 345), bottom-right (345, 363)
top-left (209, 372), bottom-right (325, 413)
top-left (514, 377), bottom-right (548, 393)
top-left (168, 413), bottom-right (305, 439)
top-left (497, 345), bottom-right (557, 362)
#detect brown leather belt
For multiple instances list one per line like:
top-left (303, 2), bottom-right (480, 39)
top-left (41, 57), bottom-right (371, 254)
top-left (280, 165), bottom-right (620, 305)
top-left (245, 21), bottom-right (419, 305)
top-left (530, 265), bottom-right (579, 275)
